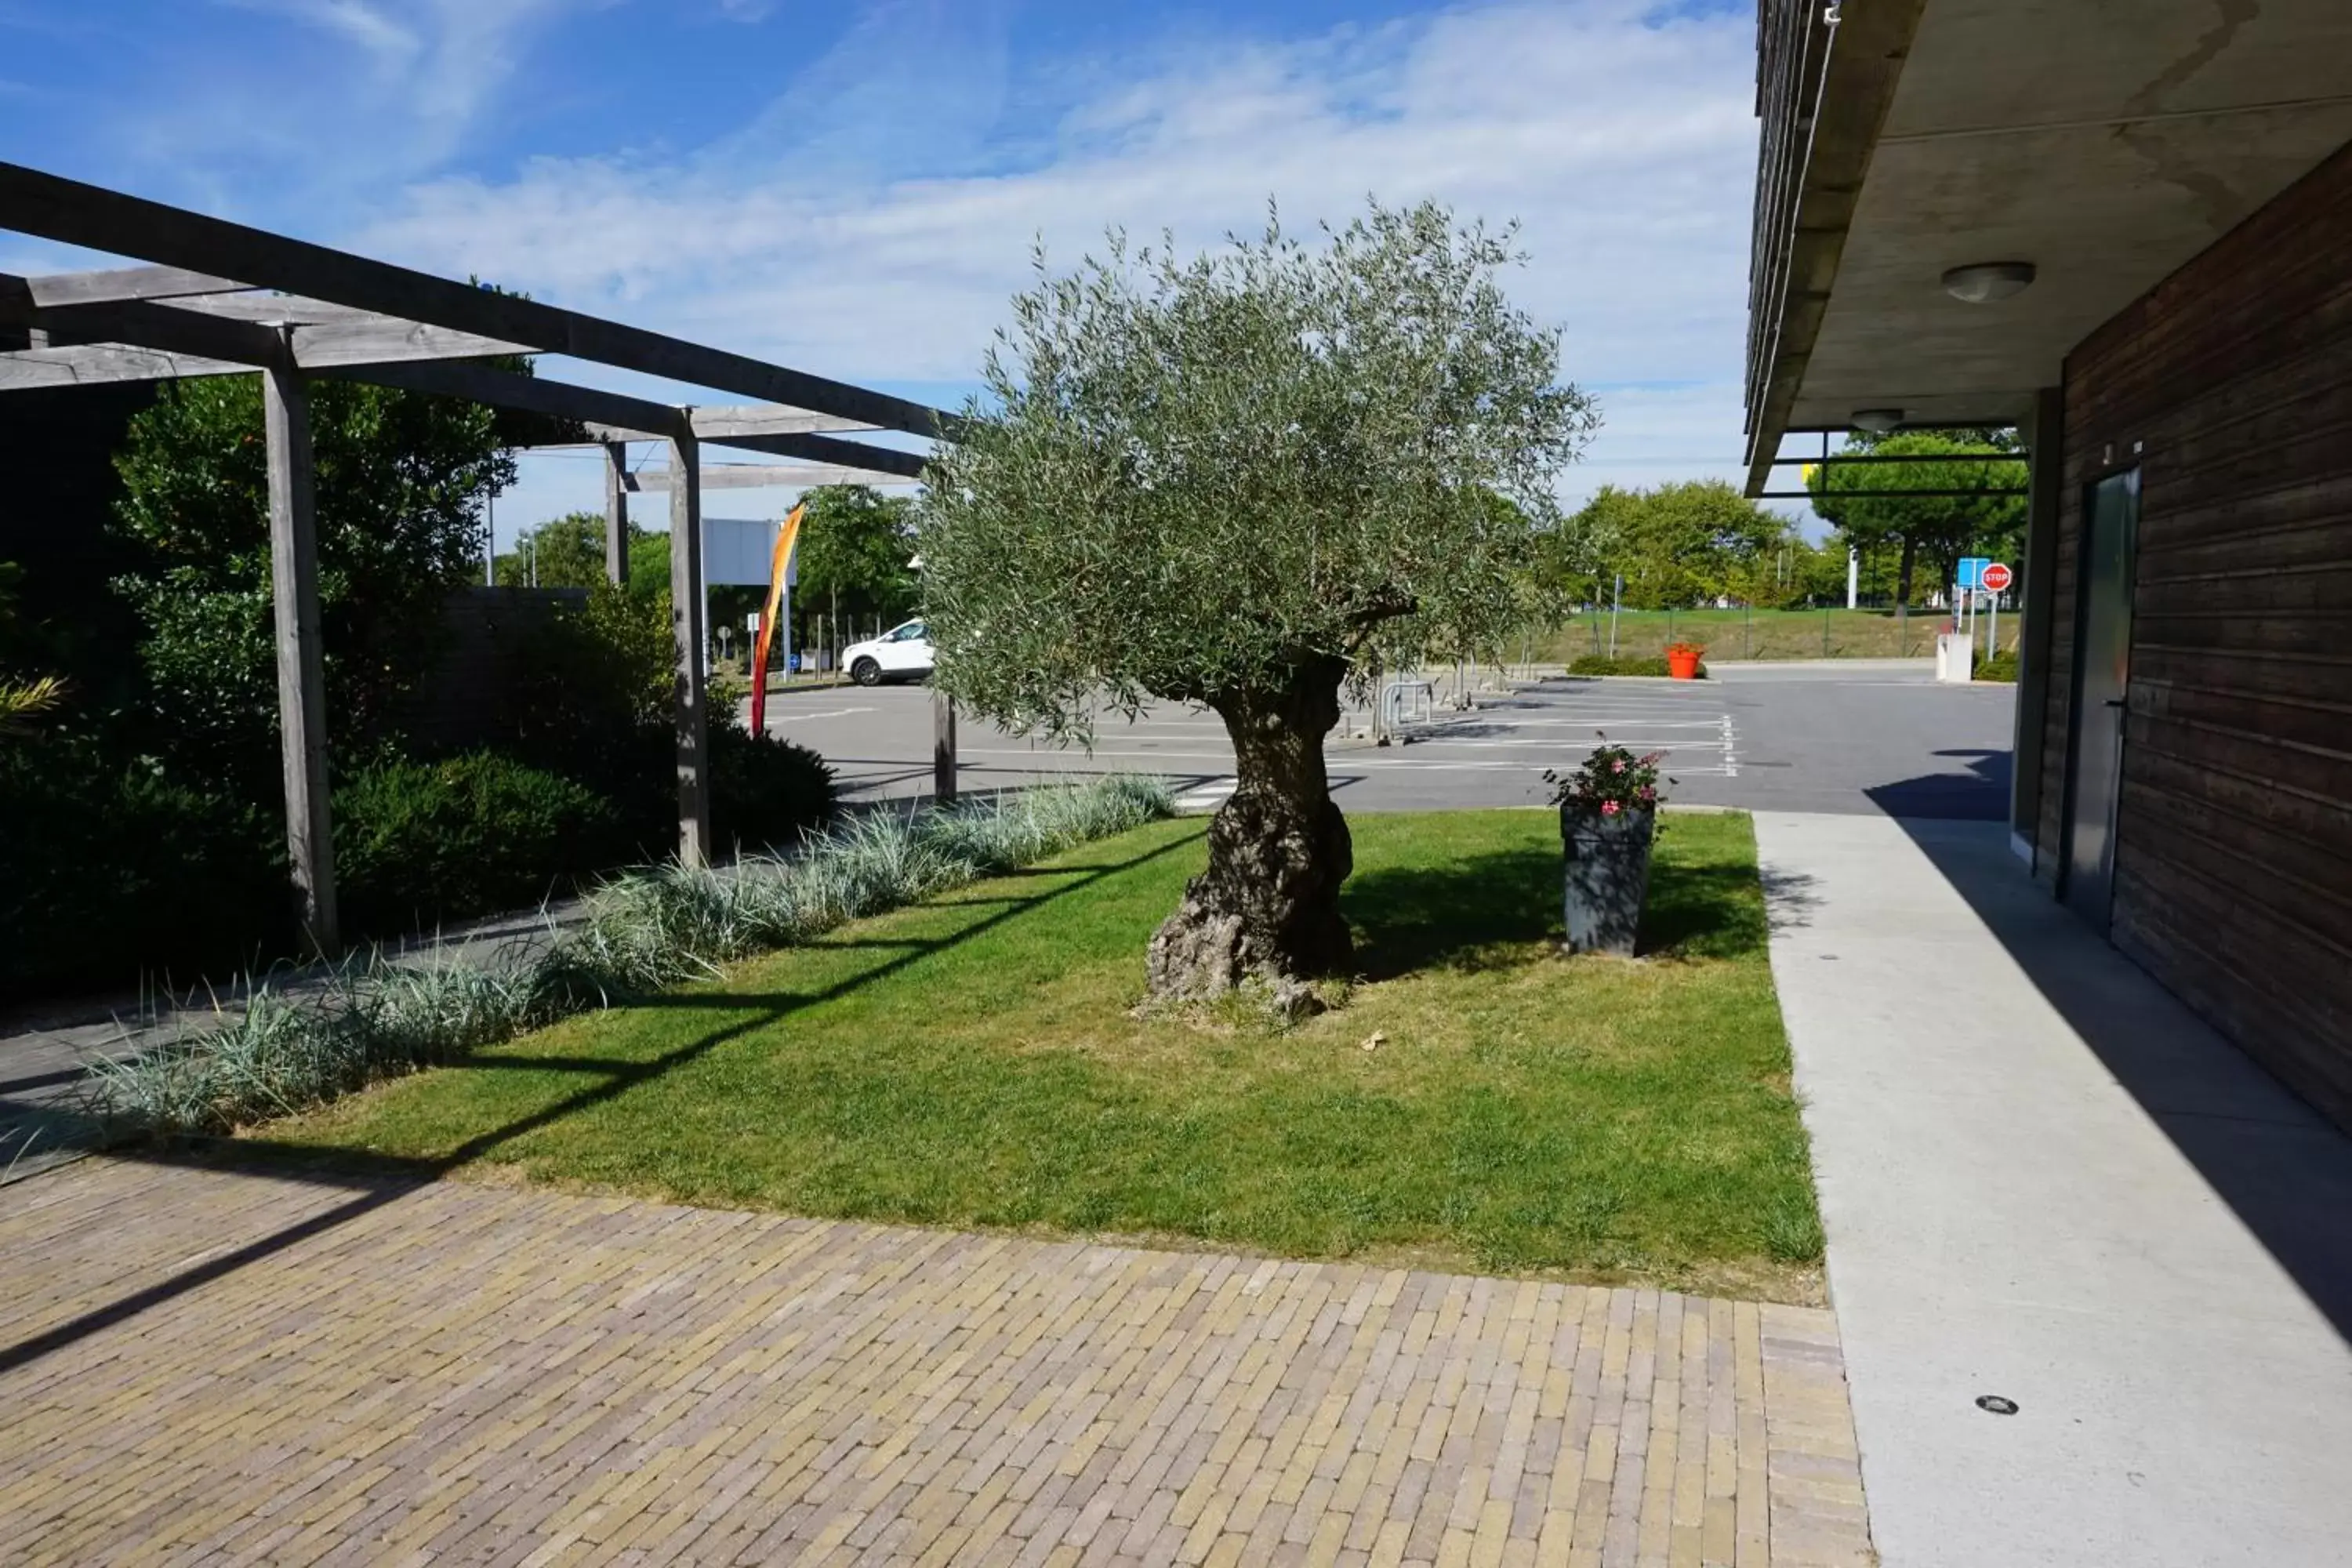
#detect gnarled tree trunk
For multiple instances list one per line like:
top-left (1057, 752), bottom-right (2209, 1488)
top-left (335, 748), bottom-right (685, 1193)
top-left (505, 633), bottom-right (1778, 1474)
top-left (1146, 656), bottom-right (1353, 999)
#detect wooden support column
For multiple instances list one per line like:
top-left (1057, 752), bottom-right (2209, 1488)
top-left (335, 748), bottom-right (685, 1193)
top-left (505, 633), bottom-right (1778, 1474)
top-left (932, 691), bottom-right (957, 804)
top-left (670, 425), bottom-right (712, 866)
top-left (2014, 384), bottom-right (2064, 877)
top-left (263, 350), bottom-right (339, 954)
top-left (601, 439), bottom-right (629, 586)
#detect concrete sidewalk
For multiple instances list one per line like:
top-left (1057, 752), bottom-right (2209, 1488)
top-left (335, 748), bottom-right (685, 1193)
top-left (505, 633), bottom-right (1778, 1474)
top-left (1755, 811), bottom-right (2352, 1567)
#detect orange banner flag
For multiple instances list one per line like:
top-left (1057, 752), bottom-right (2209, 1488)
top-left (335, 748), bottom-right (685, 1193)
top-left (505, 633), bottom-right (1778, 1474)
top-left (749, 503), bottom-right (806, 737)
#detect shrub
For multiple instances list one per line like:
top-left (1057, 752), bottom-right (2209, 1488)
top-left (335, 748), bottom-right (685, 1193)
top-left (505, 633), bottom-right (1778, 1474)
top-left (1569, 653), bottom-right (1707, 678)
top-left (494, 583), bottom-right (836, 858)
top-left (1975, 649), bottom-right (2019, 683)
top-left (710, 726), bottom-right (837, 851)
top-left (334, 752), bottom-right (622, 938)
top-left (0, 739), bottom-right (290, 999)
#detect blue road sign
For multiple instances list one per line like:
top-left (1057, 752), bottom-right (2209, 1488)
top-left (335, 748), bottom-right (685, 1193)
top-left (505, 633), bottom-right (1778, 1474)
top-left (1958, 557), bottom-right (1990, 590)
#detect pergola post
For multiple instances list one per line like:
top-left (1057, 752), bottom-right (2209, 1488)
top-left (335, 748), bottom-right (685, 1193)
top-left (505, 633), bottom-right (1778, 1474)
top-left (263, 351), bottom-right (339, 954)
top-left (933, 693), bottom-right (957, 804)
top-left (601, 438), bottom-right (629, 587)
top-left (669, 424), bottom-right (712, 866)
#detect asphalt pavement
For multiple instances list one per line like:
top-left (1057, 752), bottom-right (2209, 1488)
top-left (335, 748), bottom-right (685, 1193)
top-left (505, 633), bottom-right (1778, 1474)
top-left (760, 659), bottom-right (2019, 820)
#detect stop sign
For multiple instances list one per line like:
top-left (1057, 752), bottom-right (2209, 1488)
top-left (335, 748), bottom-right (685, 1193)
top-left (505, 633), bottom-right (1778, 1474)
top-left (1981, 562), bottom-right (2014, 593)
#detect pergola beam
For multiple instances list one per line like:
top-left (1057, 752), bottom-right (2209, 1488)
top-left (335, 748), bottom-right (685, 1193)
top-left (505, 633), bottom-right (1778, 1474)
top-left (686, 405), bottom-right (880, 440)
top-left (13, 263), bottom-right (252, 308)
top-left (622, 463), bottom-right (919, 492)
top-left (0, 343), bottom-right (249, 390)
top-left (18, 295), bottom-right (291, 371)
top-left (0, 289), bottom-right (533, 388)
top-left (704, 428), bottom-right (928, 478)
top-left (0, 160), bottom-right (953, 951)
top-left (5, 283), bottom-right (924, 471)
top-left (321, 359), bottom-right (681, 438)
top-left (0, 160), bottom-right (961, 441)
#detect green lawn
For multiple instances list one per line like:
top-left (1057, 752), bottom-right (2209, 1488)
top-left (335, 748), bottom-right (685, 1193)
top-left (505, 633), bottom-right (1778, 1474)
top-left (1533, 605), bottom-right (2018, 664)
top-left (263, 810), bottom-right (1824, 1301)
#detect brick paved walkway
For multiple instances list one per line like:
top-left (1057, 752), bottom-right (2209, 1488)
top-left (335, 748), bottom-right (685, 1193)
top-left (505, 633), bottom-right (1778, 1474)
top-left (0, 1158), bottom-right (1873, 1566)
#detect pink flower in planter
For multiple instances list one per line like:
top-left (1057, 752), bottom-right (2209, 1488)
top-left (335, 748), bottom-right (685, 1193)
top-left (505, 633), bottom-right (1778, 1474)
top-left (1613, 759), bottom-right (1627, 773)
top-left (1602, 800), bottom-right (1621, 815)
top-left (1640, 786), bottom-right (1655, 801)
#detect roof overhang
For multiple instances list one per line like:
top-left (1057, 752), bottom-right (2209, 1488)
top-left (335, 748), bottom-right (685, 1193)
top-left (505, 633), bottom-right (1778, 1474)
top-left (1744, 0), bottom-right (2352, 493)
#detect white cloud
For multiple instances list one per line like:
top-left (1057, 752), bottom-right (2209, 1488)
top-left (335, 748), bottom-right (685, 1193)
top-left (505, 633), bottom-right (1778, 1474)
top-left (108, 0), bottom-right (1768, 535)
top-left (137, 0), bottom-right (593, 204)
top-left (226, 0), bottom-right (423, 69)
top-left (355, 2), bottom-right (1759, 404)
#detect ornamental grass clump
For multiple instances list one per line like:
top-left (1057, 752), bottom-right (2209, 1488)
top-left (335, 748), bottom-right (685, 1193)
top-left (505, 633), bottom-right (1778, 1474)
top-left (82, 957), bottom-right (555, 1137)
top-left (550, 774), bottom-right (1175, 989)
top-left (79, 775), bottom-right (1174, 1136)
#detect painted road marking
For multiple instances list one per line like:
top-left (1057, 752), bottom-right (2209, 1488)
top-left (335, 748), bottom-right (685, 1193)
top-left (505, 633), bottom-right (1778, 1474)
top-left (768, 706), bottom-right (877, 724)
top-left (1172, 775), bottom-right (1239, 813)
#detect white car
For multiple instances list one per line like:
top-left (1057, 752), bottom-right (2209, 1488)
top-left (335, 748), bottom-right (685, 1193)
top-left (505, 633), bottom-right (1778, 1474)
top-left (843, 619), bottom-right (935, 686)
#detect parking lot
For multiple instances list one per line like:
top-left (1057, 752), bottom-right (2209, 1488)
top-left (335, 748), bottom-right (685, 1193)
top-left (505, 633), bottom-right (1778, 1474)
top-left (761, 660), bottom-right (2018, 821)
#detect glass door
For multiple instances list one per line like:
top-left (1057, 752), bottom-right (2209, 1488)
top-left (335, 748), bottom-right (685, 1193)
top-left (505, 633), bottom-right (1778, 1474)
top-left (2063, 468), bottom-right (2139, 931)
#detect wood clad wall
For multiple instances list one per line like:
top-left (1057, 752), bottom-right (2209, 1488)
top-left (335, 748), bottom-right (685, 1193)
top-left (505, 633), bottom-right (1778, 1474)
top-left (2042, 139), bottom-right (2352, 1126)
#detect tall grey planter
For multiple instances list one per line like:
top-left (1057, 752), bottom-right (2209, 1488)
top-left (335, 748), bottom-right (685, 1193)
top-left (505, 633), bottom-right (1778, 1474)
top-left (1560, 804), bottom-right (1654, 956)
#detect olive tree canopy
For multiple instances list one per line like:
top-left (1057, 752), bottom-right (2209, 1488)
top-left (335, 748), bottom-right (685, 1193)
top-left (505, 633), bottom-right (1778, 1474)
top-left (919, 201), bottom-right (1595, 1000)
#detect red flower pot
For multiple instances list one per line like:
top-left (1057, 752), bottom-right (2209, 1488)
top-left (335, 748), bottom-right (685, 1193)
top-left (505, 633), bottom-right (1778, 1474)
top-left (1666, 644), bottom-right (1702, 681)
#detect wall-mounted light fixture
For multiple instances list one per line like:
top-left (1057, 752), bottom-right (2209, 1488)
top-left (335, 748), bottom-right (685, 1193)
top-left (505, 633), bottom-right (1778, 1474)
top-left (1943, 262), bottom-right (2037, 303)
top-left (1851, 408), bottom-right (1905, 434)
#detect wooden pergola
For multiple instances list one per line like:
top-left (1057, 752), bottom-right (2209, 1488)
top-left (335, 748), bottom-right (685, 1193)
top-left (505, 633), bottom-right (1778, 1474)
top-left (0, 162), bottom-right (953, 955)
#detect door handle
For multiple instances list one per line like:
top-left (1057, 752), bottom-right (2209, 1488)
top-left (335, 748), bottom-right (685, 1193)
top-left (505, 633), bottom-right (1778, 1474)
top-left (2103, 699), bottom-right (2126, 709)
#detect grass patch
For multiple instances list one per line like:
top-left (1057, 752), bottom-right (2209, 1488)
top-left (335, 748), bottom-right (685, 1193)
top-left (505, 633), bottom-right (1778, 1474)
top-left (265, 810), bottom-right (1824, 1300)
top-left (1536, 606), bottom-right (2005, 662)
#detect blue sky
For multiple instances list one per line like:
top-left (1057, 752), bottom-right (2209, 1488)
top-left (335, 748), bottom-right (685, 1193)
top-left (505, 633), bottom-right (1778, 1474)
top-left (2, 0), bottom-right (1778, 541)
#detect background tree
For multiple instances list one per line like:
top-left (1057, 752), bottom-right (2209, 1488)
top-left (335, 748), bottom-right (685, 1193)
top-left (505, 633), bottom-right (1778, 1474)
top-left (494, 510), bottom-right (650, 590)
top-left (1574, 480), bottom-right (1785, 608)
top-left (920, 201), bottom-right (1595, 1000)
top-left (1807, 429), bottom-right (2025, 604)
top-left (792, 485), bottom-right (919, 648)
top-left (1555, 481), bottom-right (1800, 608)
top-left (111, 376), bottom-right (515, 786)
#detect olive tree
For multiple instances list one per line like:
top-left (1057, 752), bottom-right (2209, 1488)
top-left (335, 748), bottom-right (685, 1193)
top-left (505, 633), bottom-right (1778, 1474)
top-left (917, 202), bottom-right (1596, 999)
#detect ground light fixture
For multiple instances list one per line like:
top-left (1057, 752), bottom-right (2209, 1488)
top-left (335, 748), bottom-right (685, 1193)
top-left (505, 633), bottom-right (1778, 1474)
top-left (1850, 408), bottom-right (1905, 434)
top-left (1944, 261), bottom-right (2037, 303)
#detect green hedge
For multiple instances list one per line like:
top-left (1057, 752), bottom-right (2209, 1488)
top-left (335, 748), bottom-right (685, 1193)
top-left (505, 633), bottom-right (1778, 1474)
top-left (0, 733), bottom-right (838, 999)
top-left (334, 752), bottom-right (624, 938)
top-left (0, 741), bottom-right (291, 998)
top-left (1975, 650), bottom-right (2019, 683)
top-left (710, 726), bottom-right (837, 853)
top-left (1569, 653), bottom-right (1708, 679)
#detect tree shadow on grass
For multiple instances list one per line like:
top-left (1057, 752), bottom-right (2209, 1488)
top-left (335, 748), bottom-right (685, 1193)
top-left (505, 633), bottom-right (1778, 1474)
top-left (1639, 858), bottom-right (1769, 961)
top-left (1346, 846), bottom-right (1558, 979)
top-left (0, 824), bottom-right (1208, 1378)
top-left (1345, 838), bottom-right (1766, 980)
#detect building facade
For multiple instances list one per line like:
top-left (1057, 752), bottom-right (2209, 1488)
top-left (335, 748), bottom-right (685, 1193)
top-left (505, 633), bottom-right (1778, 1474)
top-left (1745, 1), bottom-right (2352, 1127)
